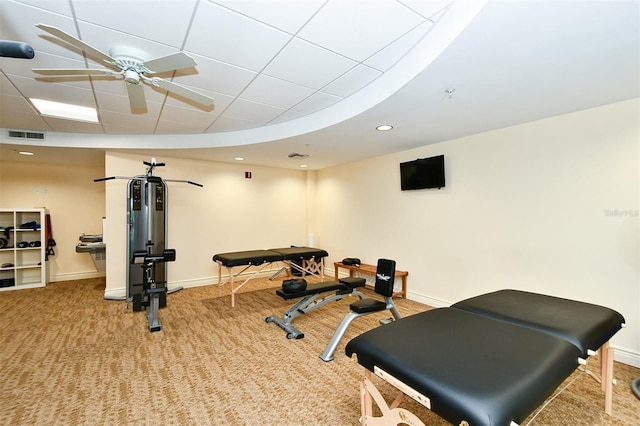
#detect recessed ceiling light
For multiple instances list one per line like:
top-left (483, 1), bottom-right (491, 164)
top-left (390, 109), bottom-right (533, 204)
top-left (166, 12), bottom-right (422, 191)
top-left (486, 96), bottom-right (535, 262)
top-left (19, 151), bottom-right (34, 156)
top-left (30, 98), bottom-right (99, 123)
top-left (299, 164), bottom-right (308, 168)
top-left (376, 125), bottom-right (393, 131)
top-left (234, 157), bottom-right (245, 161)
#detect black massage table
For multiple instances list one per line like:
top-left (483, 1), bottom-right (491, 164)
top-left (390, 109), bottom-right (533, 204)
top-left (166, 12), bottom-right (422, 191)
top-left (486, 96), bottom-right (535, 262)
top-left (212, 247), bottom-right (328, 307)
top-left (345, 289), bottom-right (626, 426)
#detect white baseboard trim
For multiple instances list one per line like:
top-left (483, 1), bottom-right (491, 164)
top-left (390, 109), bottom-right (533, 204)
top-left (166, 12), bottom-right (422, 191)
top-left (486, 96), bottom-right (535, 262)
top-left (49, 271), bottom-right (106, 282)
top-left (102, 267), bottom-right (286, 300)
top-left (407, 291), bottom-right (452, 308)
top-left (613, 346), bottom-right (640, 368)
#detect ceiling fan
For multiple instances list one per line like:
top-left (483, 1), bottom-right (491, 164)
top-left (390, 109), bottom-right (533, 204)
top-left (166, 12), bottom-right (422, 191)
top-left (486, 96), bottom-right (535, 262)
top-left (32, 23), bottom-right (214, 112)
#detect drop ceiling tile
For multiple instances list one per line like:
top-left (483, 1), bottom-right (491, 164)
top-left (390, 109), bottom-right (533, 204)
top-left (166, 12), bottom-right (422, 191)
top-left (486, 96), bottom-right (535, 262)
top-left (322, 64), bottom-right (381, 97)
top-left (3, 2), bottom-right (79, 59)
top-left (159, 102), bottom-right (218, 127)
top-left (94, 90), bottom-right (163, 117)
top-left (269, 108), bottom-right (305, 125)
top-left (206, 114), bottom-right (263, 132)
top-left (99, 110), bottom-right (158, 134)
top-left (291, 91), bottom-right (341, 115)
top-left (172, 54), bottom-right (257, 96)
top-left (9, 0), bottom-right (72, 15)
top-left (155, 118), bottom-right (210, 134)
top-left (72, 0), bottom-right (198, 48)
top-left (398, 1), bottom-right (451, 20)
top-left (364, 20), bottom-right (433, 72)
top-left (184, 1), bottom-right (292, 72)
top-left (262, 38), bottom-right (357, 89)
top-left (223, 98), bottom-right (286, 124)
top-left (213, 0), bottom-right (326, 34)
top-left (297, 0), bottom-right (426, 62)
top-left (240, 74), bottom-right (315, 109)
top-left (76, 21), bottom-right (179, 64)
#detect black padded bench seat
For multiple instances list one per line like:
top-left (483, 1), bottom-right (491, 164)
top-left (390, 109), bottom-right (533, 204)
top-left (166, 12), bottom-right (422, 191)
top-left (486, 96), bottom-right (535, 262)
top-left (267, 277), bottom-right (366, 339)
top-left (212, 247), bottom-right (328, 307)
top-left (346, 308), bottom-right (582, 426)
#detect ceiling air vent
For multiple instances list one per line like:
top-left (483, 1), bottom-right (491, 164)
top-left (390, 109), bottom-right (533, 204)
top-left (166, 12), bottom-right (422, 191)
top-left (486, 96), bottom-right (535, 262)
top-left (8, 130), bottom-right (45, 140)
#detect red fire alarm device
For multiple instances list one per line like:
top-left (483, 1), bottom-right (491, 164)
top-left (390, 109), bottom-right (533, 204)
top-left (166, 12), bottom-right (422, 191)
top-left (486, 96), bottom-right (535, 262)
top-left (245, 171), bottom-right (252, 179)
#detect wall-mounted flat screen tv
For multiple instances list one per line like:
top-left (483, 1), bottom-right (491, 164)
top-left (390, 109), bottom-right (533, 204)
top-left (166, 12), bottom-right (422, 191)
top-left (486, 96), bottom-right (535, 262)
top-left (400, 155), bottom-right (445, 190)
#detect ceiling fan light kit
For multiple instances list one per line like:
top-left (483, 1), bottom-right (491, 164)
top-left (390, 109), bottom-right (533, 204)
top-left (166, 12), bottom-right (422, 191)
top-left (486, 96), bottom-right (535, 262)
top-left (32, 23), bottom-right (214, 114)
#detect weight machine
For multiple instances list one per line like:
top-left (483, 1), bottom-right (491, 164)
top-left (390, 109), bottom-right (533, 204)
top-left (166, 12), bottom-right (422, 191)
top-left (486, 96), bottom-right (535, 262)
top-left (95, 158), bottom-right (202, 332)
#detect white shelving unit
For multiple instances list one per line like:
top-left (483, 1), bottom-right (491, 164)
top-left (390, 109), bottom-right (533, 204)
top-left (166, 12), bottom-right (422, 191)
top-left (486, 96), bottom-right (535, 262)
top-left (0, 208), bottom-right (46, 291)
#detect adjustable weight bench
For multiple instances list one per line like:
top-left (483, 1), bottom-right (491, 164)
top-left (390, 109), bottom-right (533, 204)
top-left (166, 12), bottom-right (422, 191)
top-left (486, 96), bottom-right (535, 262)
top-left (266, 276), bottom-right (366, 339)
top-left (320, 258), bottom-right (401, 362)
top-left (345, 290), bottom-right (626, 425)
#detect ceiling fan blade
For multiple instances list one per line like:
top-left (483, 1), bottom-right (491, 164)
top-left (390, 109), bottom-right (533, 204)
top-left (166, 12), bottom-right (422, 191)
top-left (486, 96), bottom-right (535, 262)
top-left (143, 52), bottom-right (197, 74)
top-left (126, 82), bottom-right (147, 111)
top-left (148, 77), bottom-right (214, 107)
top-left (33, 68), bottom-right (115, 76)
top-left (36, 23), bottom-right (116, 65)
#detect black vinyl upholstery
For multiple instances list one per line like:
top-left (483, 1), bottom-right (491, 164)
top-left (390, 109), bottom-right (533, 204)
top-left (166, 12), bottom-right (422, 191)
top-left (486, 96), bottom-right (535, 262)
top-left (451, 289), bottom-right (625, 356)
top-left (346, 308), bottom-right (582, 426)
top-left (213, 247), bottom-right (327, 267)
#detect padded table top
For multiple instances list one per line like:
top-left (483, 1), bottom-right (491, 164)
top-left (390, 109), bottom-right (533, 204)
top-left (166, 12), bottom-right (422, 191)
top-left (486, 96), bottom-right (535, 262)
top-left (270, 246), bottom-right (329, 260)
top-left (345, 308), bottom-right (582, 426)
top-left (212, 250), bottom-right (283, 267)
top-left (451, 289), bottom-right (625, 356)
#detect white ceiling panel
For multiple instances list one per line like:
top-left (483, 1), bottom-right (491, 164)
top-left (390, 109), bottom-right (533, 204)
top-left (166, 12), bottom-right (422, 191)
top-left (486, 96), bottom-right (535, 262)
top-left (263, 38), bottom-right (357, 89)
top-left (322, 64), bottom-right (381, 97)
top-left (9, 0), bottom-right (72, 15)
top-left (399, 1), bottom-right (451, 20)
top-left (172, 54), bottom-right (257, 96)
top-left (364, 20), bottom-right (433, 72)
top-left (223, 98), bottom-right (286, 124)
top-left (240, 74), bottom-right (315, 109)
top-left (99, 110), bottom-right (157, 134)
top-left (213, 0), bottom-right (326, 35)
top-left (159, 102), bottom-right (218, 127)
top-left (184, 0), bottom-right (292, 71)
top-left (206, 114), bottom-right (263, 132)
top-left (297, 0), bottom-right (426, 62)
top-left (155, 117), bottom-right (210, 134)
top-left (291, 91), bottom-right (341, 115)
top-left (72, 0), bottom-right (198, 48)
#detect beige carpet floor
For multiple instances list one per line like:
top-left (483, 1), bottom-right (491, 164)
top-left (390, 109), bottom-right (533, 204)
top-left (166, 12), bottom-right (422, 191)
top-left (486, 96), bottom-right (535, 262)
top-left (0, 277), bottom-right (638, 425)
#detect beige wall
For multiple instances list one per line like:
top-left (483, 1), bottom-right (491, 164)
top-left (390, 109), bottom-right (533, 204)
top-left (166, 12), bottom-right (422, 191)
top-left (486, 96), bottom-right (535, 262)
top-left (0, 158), bottom-right (105, 281)
top-left (316, 98), bottom-right (640, 366)
top-left (103, 152), bottom-right (310, 298)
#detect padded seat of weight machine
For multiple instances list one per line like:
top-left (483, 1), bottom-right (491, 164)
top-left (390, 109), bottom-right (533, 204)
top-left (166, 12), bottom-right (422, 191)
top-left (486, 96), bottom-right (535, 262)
top-left (346, 308), bottom-right (582, 426)
top-left (350, 298), bottom-right (388, 314)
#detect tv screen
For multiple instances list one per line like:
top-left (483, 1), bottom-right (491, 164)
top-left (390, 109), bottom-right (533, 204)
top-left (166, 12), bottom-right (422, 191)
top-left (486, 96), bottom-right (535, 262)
top-left (400, 155), bottom-right (445, 190)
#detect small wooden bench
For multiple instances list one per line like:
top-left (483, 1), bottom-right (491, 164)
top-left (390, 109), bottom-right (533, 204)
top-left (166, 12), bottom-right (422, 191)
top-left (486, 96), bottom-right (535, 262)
top-left (334, 261), bottom-right (408, 299)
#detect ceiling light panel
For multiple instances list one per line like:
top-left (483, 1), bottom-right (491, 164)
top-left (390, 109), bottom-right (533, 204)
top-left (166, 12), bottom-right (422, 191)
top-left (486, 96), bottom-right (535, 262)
top-left (30, 98), bottom-right (98, 123)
